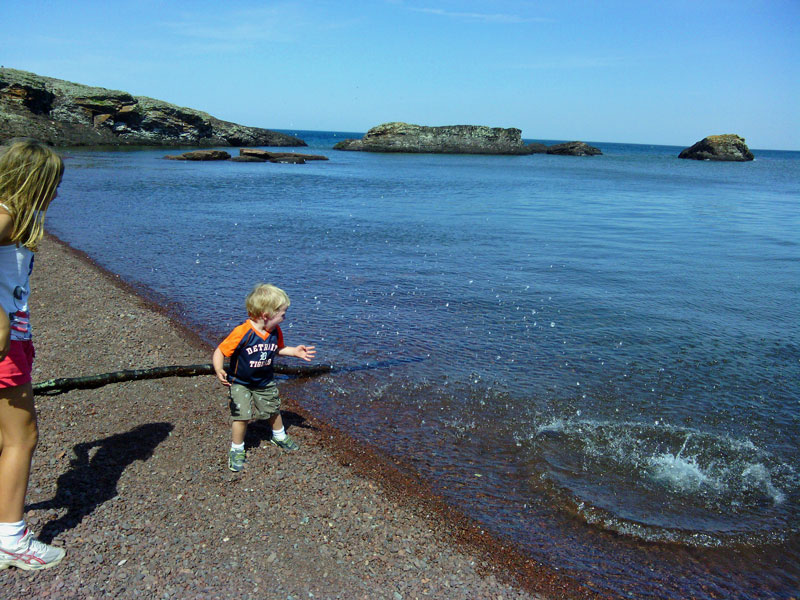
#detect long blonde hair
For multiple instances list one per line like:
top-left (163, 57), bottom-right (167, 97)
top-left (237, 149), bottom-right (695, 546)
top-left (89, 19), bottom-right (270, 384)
top-left (0, 138), bottom-right (64, 251)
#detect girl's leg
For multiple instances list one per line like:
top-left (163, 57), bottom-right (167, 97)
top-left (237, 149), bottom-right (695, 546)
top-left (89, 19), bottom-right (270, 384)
top-left (0, 383), bottom-right (38, 523)
top-left (0, 384), bottom-right (64, 571)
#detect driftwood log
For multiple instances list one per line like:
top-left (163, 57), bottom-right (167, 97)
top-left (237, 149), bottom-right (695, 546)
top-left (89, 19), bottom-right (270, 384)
top-left (33, 363), bottom-right (334, 396)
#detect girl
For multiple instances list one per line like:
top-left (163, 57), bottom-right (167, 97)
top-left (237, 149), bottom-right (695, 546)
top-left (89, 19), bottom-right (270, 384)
top-left (0, 139), bottom-right (65, 570)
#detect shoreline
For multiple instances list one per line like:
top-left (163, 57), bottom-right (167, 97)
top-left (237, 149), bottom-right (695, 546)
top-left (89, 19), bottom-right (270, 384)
top-left (1, 231), bottom-right (606, 599)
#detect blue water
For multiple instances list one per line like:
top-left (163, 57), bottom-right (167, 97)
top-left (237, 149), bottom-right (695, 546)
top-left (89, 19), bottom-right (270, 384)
top-left (48, 132), bottom-right (799, 599)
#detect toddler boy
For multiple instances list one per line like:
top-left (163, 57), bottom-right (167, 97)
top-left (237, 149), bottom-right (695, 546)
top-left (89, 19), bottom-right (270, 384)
top-left (212, 283), bottom-right (315, 471)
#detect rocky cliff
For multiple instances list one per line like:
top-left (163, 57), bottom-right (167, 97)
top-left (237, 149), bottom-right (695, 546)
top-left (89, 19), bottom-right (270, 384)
top-left (333, 122), bottom-right (531, 155)
top-left (0, 68), bottom-right (304, 147)
top-left (678, 134), bottom-right (754, 161)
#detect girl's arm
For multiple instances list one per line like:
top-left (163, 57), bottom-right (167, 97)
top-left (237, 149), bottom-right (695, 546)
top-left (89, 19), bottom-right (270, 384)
top-left (278, 345), bottom-right (316, 362)
top-left (0, 211), bottom-right (13, 245)
top-left (0, 211), bottom-right (12, 360)
top-left (0, 310), bottom-right (9, 361)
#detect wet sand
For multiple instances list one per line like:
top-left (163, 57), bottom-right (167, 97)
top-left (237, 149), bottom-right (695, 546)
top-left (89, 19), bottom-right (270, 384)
top-left (1, 233), bottom-right (606, 599)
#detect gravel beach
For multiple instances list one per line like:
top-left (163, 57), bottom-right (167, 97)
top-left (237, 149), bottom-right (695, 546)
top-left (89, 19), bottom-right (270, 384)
top-left (1, 234), bottom-right (602, 600)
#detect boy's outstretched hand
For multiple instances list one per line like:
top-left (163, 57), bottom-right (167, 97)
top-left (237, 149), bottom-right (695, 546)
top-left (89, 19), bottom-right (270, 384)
top-left (288, 345), bottom-right (316, 362)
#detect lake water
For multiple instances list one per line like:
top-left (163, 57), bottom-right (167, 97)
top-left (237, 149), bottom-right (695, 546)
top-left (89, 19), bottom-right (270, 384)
top-left (46, 131), bottom-right (799, 599)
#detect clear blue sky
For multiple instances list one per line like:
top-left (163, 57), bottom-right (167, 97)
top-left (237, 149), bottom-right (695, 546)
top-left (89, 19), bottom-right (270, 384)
top-left (3, 0), bottom-right (798, 149)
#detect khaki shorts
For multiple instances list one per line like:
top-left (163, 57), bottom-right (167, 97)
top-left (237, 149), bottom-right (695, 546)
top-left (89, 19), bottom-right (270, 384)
top-left (229, 382), bottom-right (281, 421)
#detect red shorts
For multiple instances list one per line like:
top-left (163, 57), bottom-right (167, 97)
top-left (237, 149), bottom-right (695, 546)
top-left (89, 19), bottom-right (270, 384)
top-left (0, 340), bottom-right (35, 387)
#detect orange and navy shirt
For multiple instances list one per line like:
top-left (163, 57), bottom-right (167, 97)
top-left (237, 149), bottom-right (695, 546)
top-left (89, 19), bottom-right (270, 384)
top-left (217, 321), bottom-right (285, 388)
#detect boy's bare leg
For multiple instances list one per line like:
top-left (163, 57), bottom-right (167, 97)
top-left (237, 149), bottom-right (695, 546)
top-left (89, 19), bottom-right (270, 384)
top-left (267, 411), bottom-right (298, 450)
top-left (268, 413), bottom-right (283, 432)
top-left (0, 384), bottom-right (38, 523)
top-left (231, 420), bottom-right (248, 446)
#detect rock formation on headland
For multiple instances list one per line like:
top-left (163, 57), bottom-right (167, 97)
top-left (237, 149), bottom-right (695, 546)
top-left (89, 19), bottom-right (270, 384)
top-left (678, 134), bottom-right (754, 161)
top-left (333, 122), bottom-right (532, 155)
top-left (0, 68), bottom-right (304, 147)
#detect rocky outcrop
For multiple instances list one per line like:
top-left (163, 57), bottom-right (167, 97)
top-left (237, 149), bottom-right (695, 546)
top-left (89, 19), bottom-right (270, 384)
top-left (239, 148), bottom-right (329, 161)
top-left (230, 155), bottom-right (267, 163)
top-left (164, 150), bottom-right (231, 161)
top-left (678, 134), bottom-right (754, 161)
top-left (163, 148), bottom-right (329, 164)
top-left (546, 141), bottom-right (602, 156)
top-left (527, 143), bottom-right (548, 154)
top-left (0, 68), bottom-right (305, 147)
top-left (332, 123), bottom-right (602, 156)
top-left (333, 122), bottom-right (531, 155)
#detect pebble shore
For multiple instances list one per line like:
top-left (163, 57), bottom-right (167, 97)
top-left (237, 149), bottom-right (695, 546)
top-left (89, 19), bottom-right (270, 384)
top-left (1, 234), bottom-right (602, 600)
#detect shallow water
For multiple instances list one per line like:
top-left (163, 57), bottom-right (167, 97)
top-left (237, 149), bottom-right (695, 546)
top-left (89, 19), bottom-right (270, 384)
top-left (47, 133), bottom-right (799, 598)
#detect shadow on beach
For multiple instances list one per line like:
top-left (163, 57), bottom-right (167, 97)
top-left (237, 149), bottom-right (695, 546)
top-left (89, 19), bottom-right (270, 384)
top-left (27, 422), bottom-right (173, 542)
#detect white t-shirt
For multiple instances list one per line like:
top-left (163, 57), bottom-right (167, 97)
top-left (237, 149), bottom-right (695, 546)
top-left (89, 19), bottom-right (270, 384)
top-left (0, 243), bottom-right (34, 341)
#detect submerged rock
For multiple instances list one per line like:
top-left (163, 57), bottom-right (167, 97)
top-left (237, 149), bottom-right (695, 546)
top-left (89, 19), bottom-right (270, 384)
top-left (270, 156), bottom-right (305, 164)
top-left (678, 134), bottom-right (754, 161)
top-left (546, 141), bottom-right (602, 156)
top-left (0, 67), bottom-right (305, 147)
top-left (333, 122), bottom-right (531, 155)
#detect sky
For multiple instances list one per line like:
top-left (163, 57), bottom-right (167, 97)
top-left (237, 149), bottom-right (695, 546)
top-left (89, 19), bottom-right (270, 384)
top-left (2, 0), bottom-right (798, 150)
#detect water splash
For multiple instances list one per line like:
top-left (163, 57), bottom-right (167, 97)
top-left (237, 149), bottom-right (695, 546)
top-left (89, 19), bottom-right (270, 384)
top-left (529, 418), bottom-right (798, 546)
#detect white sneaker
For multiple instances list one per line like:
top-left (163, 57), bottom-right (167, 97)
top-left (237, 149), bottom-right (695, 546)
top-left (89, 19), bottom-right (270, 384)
top-left (0, 528), bottom-right (65, 570)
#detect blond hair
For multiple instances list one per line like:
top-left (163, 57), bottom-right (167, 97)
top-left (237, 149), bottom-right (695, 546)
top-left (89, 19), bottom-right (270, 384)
top-left (245, 283), bottom-right (290, 318)
top-left (0, 138), bottom-right (64, 251)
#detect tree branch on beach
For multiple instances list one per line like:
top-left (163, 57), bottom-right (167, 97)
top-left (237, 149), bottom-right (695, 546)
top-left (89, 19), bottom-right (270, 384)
top-left (32, 363), bottom-right (333, 396)
top-left (33, 356), bottom-right (426, 396)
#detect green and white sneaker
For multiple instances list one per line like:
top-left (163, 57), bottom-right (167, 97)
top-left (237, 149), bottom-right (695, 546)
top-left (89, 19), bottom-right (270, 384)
top-left (269, 434), bottom-right (299, 451)
top-left (228, 448), bottom-right (246, 472)
top-left (0, 528), bottom-right (65, 571)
